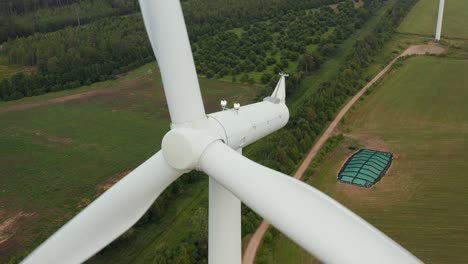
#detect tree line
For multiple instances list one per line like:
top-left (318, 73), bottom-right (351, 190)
top-left (0, 0), bottom-right (139, 43)
top-left (183, 0), bottom-right (342, 42)
top-left (0, 14), bottom-right (154, 101)
top-left (193, 0), bottom-right (368, 91)
top-left (0, 0), bottom-right (138, 16)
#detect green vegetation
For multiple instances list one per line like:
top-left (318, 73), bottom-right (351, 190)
top-left (0, 0), bottom-right (84, 15)
top-left (0, 14), bottom-right (153, 101)
top-left (398, 0), bottom-right (468, 39)
top-left (288, 0), bottom-right (400, 113)
top-left (0, 0), bottom-right (138, 42)
top-left (0, 0), bottom-right (372, 102)
top-left (261, 231), bottom-right (320, 264)
top-left (193, 1), bottom-right (368, 87)
top-left (266, 56), bottom-right (468, 263)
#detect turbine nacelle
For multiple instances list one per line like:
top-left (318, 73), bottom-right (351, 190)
top-left (162, 75), bottom-right (289, 171)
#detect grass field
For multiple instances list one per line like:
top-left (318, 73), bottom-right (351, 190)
top-left (0, 62), bottom-right (258, 262)
top-left (398, 0), bottom-right (468, 39)
top-left (262, 57), bottom-right (468, 263)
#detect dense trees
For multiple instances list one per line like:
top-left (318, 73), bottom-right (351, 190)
top-left (183, 0), bottom-right (342, 42)
top-left (1, 0), bottom-right (84, 15)
top-left (217, 2), bottom-right (354, 65)
top-left (0, 0), bottom-right (138, 16)
top-left (0, 0), bottom-right (365, 102)
top-left (192, 0), bottom-right (367, 95)
top-left (0, 14), bottom-right (153, 101)
top-left (0, 0), bottom-right (139, 42)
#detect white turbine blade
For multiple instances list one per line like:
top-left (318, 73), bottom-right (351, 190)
top-left (200, 142), bottom-right (422, 264)
top-left (23, 151), bottom-right (183, 264)
top-left (139, 0), bottom-right (206, 124)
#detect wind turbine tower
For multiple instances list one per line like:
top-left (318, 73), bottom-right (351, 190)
top-left (435, 0), bottom-right (445, 41)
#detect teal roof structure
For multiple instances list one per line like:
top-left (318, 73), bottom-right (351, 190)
top-left (337, 149), bottom-right (393, 188)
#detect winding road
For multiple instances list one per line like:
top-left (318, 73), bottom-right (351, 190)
top-left (242, 43), bottom-right (447, 264)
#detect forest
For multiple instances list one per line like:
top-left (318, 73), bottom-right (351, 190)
top-left (0, 0), bottom-right (350, 101)
top-left (0, 0), bottom-right (139, 42)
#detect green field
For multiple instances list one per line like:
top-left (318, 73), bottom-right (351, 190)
top-left (0, 62), bottom-right (258, 262)
top-left (398, 0), bottom-right (468, 39)
top-left (262, 57), bottom-right (468, 263)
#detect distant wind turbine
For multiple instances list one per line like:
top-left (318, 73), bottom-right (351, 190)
top-left (435, 0), bottom-right (445, 41)
top-left (22, 1), bottom-right (422, 264)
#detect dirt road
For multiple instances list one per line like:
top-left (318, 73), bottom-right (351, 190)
top-left (242, 43), bottom-right (447, 264)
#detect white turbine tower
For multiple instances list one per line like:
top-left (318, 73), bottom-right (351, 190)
top-left (22, 1), bottom-right (422, 264)
top-left (435, 0), bottom-right (445, 41)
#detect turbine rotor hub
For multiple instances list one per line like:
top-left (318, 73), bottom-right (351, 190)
top-left (161, 119), bottom-right (225, 171)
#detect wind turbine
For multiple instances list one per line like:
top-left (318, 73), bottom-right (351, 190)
top-left (22, 1), bottom-right (422, 264)
top-left (435, 0), bottom-right (445, 41)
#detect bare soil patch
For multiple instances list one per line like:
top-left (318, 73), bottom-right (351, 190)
top-left (344, 133), bottom-right (390, 152)
top-left (401, 43), bottom-right (448, 57)
top-left (8, 126), bottom-right (76, 148)
top-left (0, 210), bottom-right (37, 261)
top-left (33, 131), bottom-right (75, 146)
top-left (112, 73), bottom-right (128, 80)
top-left (77, 198), bottom-right (92, 209)
top-left (96, 170), bottom-right (130, 192)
